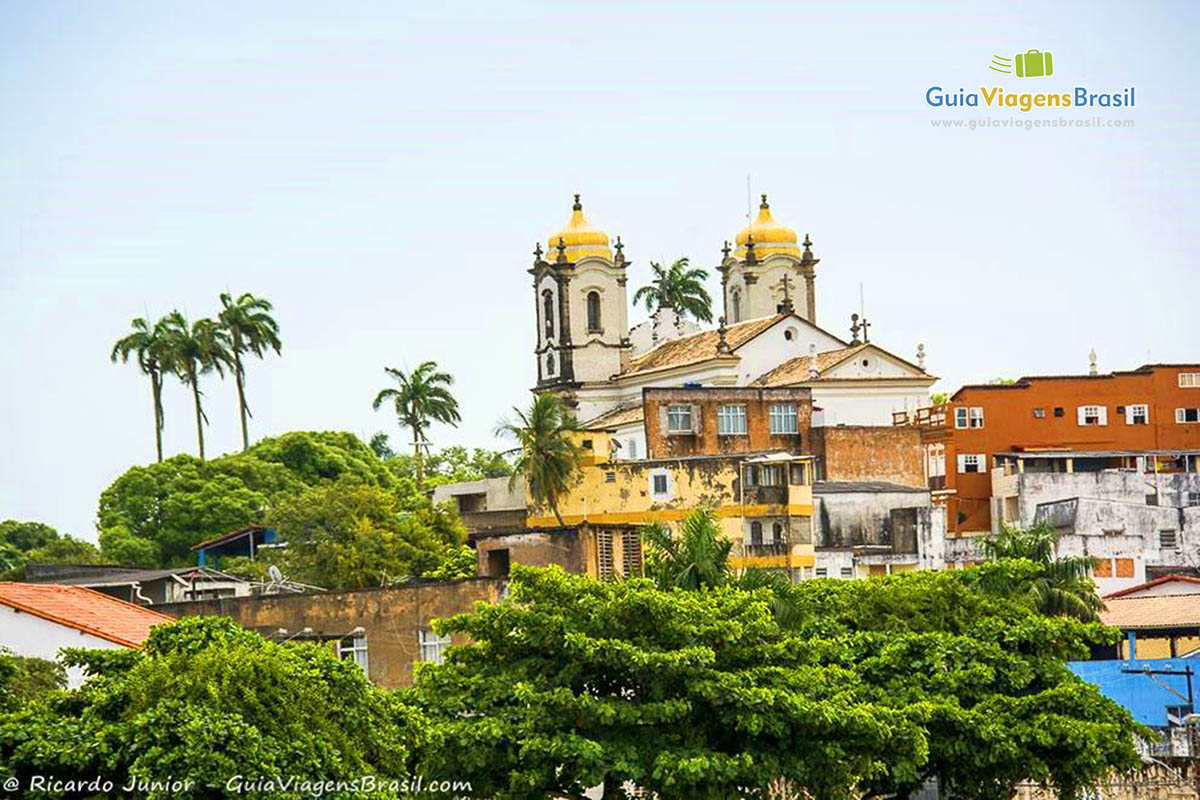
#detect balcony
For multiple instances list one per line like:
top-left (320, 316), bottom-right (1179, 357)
top-left (893, 405), bottom-right (948, 428)
top-left (744, 542), bottom-right (789, 558)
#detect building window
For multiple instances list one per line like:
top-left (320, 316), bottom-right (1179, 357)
top-left (772, 522), bottom-right (784, 543)
top-left (1126, 404), bottom-right (1149, 425)
top-left (1179, 373), bottom-right (1200, 388)
top-left (840, 567), bottom-right (854, 579)
top-left (969, 407), bottom-right (984, 428)
top-left (750, 521), bottom-right (763, 545)
top-left (955, 407), bottom-right (969, 429)
top-left (1188, 491), bottom-right (1200, 507)
top-left (1078, 406), bottom-right (1107, 426)
top-left (666, 405), bottom-right (694, 433)
top-left (958, 453), bottom-right (984, 474)
top-left (1161, 530), bottom-right (1178, 550)
top-left (337, 633), bottom-right (369, 675)
top-left (651, 474), bottom-right (668, 496)
top-left (815, 567), bottom-right (827, 577)
top-left (759, 465), bottom-right (783, 486)
top-left (605, 471), bottom-right (616, 483)
top-left (418, 629), bottom-right (451, 665)
top-left (789, 463), bottom-right (809, 485)
top-left (621, 530), bottom-right (643, 577)
top-left (743, 465), bottom-right (756, 486)
top-left (769, 404), bottom-right (798, 434)
top-left (1033, 407), bottom-right (1046, 419)
top-left (731, 289), bottom-right (741, 323)
top-left (1054, 407), bottom-right (1064, 417)
top-left (586, 291), bottom-right (602, 332)
top-left (627, 439), bottom-right (638, 459)
top-left (717, 405), bottom-right (748, 435)
top-left (542, 289), bottom-right (555, 340)
top-left (1176, 409), bottom-right (1200, 424)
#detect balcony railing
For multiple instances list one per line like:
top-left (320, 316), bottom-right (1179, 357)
top-left (893, 405), bottom-right (948, 428)
top-left (744, 542), bottom-right (789, 558)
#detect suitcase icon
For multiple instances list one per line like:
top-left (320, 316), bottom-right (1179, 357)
top-left (1015, 49), bottom-right (1053, 78)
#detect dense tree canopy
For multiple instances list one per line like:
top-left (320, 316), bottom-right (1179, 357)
top-left (0, 618), bottom-right (420, 799)
top-left (96, 431), bottom-right (409, 566)
top-left (415, 565), bottom-right (1140, 800)
top-left (0, 521), bottom-right (101, 579)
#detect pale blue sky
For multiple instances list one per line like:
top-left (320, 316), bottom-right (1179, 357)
top-left (1, 1), bottom-right (1196, 541)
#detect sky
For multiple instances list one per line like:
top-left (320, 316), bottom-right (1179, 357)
top-left (1, 0), bottom-right (1197, 541)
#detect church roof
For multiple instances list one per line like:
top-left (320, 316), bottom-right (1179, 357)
top-left (582, 402), bottom-right (645, 430)
top-left (734, 195), bottom-right (800, 260)
top-left (621, 315), bottom-right (780, 377)
top-left (546, 195), bottom-right (611, 262)
top-left (752, 342), bottom-right (930, 386)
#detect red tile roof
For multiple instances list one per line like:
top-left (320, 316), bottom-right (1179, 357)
top-left (0, 582), bottom-right (173, 648)
top-left (1099, 594), bottom-right (1200, 631)
top-left (1105, 574), bottom-right (1200, 599)
top-left (621, 315), bottom-right (782, 376)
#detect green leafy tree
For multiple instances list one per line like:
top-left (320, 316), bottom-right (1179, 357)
top-left (981, 521), bottom-right (1104, 621)
top-left (3, 535), bottom-right (102, 579)
top-left (930, 391), bottom-right (949, 406)
top-left (417, 564), bottom-right (1140, 800)
top-left (0, 520), bottom-right (59, 554)
top-left (496, 393), bottom-right (581, 526)
top-left (642, 509), bottom-right (732, 591)
top-left (384, 445), bottom-right (516, 486)
top-left (372, 361), bottom-right (461, 488)
top-left (369, 431), bottom-right (396, 459)
top-left (111, 316), bottom-right (172, 463)
top-left (416, 565), bottom-right (923, 800)
top-left (422, 545), bottom-right (478, 581)
top-left (0, 650), bottom-right (65, 711)
top-left (218, 292), bottom-right (282, 452)
top-left (632, 256), bottom-right (713, 324)
top-left (97, 431), bottom-right (405, 566)
top-left (162, 312), bottom-right (232, 462)
top-left (248, 478), bottom-right (466, 589)
top-left (0, 618), bottom-right (418, 795)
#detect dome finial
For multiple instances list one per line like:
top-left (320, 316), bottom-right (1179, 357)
top-left (556, 236), bottom-right (568, 264)
top-left (760, 194), bottom-right (769, 209)
top-left (573, 194), bottom-right (582, 211)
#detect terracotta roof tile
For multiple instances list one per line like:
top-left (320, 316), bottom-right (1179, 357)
top-left (583, 403), bottom-right (645, 430)
top-left (1099, 593), bottom-right (1200, 630)
top-left (1105, 575), bottom-right (1200, 599)
top-left (752, 344), bottom-right (871, 386)
top-left (0, 582), bottom-right (173, 648)
top-left (622, 315), bottom-right (782, 377)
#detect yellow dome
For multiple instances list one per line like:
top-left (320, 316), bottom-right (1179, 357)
top-left (547, 195), bottom-right (612, 262)
top-left (735, 195), bottom-right (800, 259)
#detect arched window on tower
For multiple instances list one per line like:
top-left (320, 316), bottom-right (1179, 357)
top-left (586, 291), bottom-right (602, 332)
top-left (542, 289), bottom-right (555, 340)
top-left (731, 289), bottom-right (741, 323)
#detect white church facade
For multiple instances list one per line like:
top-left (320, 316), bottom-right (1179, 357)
top-left (530, 194), bottom-right (938, 458)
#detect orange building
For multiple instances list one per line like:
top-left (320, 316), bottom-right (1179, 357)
top-left (896, 364), bottom-right (1200, 535)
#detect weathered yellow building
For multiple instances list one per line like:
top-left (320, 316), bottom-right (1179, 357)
top-left (516, 432), bottom-right (816, 577)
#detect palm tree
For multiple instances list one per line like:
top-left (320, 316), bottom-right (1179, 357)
top-left (372, 361), bottom-right (461, 487)
top-left (162, 312), bottom-right (231, 462)
top-left (980, 521), bottom-right (1103, 621)
top-left (217, 292), bottom-right (281, 451)
top-left (632, 257), bottom-right (713, 324)
top-left (642, 509), bottom-right (733, 591)
top-left (111, 316), bottom-right (171, 462)
top-left (496, 393), bottom-right (581, 527)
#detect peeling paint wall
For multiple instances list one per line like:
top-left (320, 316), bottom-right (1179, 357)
top-left (811, 425), bottom-right (924, 486)
top-left (158, 579), bottom-right (504, 689)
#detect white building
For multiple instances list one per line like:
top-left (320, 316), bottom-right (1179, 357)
top-left (0, 582), bottom-right (171, 687)
top-left (528, 194), bottom-right (938, 442)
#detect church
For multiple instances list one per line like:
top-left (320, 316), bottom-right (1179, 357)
top-left (529, 194), bottom-right (937, 459)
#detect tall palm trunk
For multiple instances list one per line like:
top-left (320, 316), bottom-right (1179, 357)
top-left (412, 424), bottom-right (424, 488)
top-left (233, 349), bottom-right (250, 451)
top-left (550, 502), bottom-right (565, 527)
top-left (189, 367), bottom-right (206, 462)
top-left (151, 370), bottom-right (164, 463)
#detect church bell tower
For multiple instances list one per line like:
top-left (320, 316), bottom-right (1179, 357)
top-left (529, 195), bottom-right (630, 401)
top-left (718, 195), bottom-right (819, 324)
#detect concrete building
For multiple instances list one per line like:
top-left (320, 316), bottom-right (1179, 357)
top-left (431, 476), bottom-right (527, 534)
top-left (0, 582), bottom-right (172, 687)
top-left (812, 481), bottom-right (943, 579)
top-left (23, 564), bottom-right (253, 605)
top-left (159, 578), bottom-right (504, 689)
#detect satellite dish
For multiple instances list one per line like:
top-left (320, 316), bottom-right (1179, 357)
top-left (268, 565), bottom-right (284, 584)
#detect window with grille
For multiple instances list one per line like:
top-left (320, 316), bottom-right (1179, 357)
top-left (1161, 530), bottom-right (1178, 550)
top-left (338, 633), bottom-right (369, 674)
top-left (666, 405), bottom-right (693, 433)
top-left (1079, 406), bottom-right (1105, 426)
top-left (769, 404), bottom-right (798, 434)
top-left (596, 530), bottom-right (614, 580)
top-left (717, 405), bottom-right (747, 435)
top-left (1126, 404), bottom-right (1149, 425)
top-left (840, 567), bottom-right (854, 579)
top-left (417, 629), bottom-right (451, 665)
top-left (815, 567), bottom-right (827, 577)
top-left (621, 530), bottom-right (643, 577)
